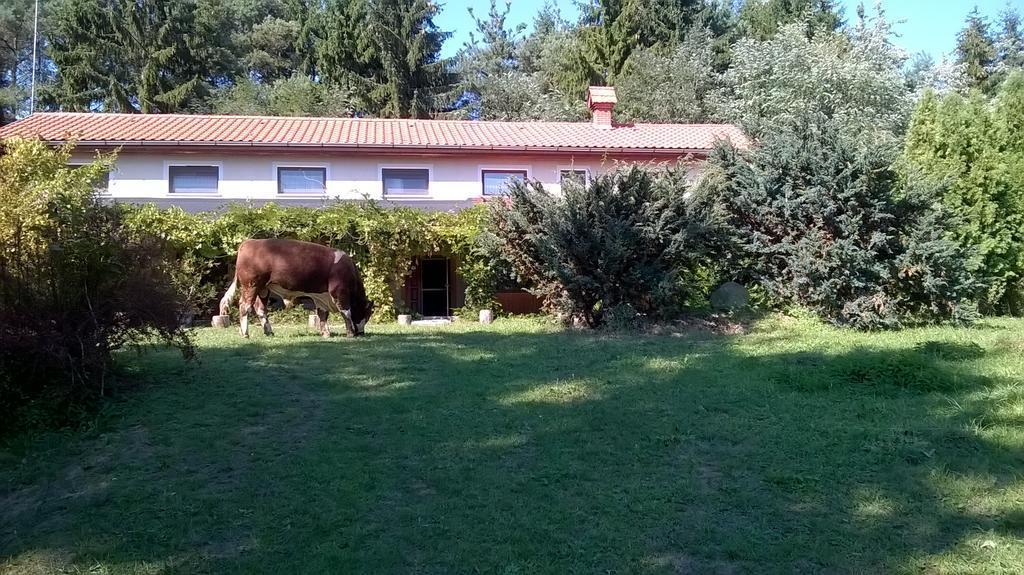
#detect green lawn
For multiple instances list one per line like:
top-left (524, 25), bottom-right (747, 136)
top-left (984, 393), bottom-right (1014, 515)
top-left (2, 316), bottom-right (1023, 574)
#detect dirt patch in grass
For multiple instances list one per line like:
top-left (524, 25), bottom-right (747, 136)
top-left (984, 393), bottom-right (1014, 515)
top-left (647, 314), bottom-right (753, 336)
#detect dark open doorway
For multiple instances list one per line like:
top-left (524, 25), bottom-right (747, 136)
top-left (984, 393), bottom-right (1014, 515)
top-left (420, 257), bottom-right (450, 316)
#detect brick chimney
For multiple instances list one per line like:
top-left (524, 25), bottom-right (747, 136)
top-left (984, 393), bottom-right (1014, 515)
top-left (587, 86), bottom-right (617, 130)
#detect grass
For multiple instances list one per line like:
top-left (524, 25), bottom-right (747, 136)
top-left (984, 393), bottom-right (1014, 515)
top-left (2, 315), bottom-right (1024, 574)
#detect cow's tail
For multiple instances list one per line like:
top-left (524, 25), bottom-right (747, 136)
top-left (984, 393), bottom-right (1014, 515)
top-left (219, 275), bottom-right (238, 316)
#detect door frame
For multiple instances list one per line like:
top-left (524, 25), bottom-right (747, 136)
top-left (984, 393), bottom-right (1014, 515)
top-left (419, 257), bottom-right (450, 317)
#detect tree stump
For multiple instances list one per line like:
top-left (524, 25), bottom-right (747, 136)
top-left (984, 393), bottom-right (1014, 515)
top-left (211, 315), bottom-right (231, 328)
top-left (479, 309), bottom-right (494, 324)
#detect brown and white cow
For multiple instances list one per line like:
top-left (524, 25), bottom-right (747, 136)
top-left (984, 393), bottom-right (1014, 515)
top-left (219, 239), bottom-right (374, 338)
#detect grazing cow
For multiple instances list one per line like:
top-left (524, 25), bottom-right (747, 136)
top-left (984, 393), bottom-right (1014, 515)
top-left (219, 239), bottom-right (374, 338)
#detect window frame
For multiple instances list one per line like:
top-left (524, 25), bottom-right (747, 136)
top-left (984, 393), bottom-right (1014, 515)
top-left (558, 167), bottom-right (590, 188)
top-left (379, 165), bottom-right (432, 199)
top-left (165, 163), bottom-right (222, 195)
top-left (276, 165), bottom-right (328, 195)
top-left (480, 168), bottom-right (529, 196)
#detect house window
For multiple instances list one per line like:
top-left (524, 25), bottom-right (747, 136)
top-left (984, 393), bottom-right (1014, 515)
top-left (278, 167), bottom-right (326, 194)
top-left (559, 169), bottom-right (588, 187)
top-left (382, 168), bottom-right (429, 197)
top-left (482, 169), bottom-right (527, 196)
top-left (168, 165), bottom-right (219, 194)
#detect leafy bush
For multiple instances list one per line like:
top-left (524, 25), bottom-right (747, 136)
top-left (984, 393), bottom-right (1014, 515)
top-left (120, 202), bottom-right (496, 321)
top-left (0, 140), bottom-right (193, 430)
top-left (693, 119), bottom-right (980, 329)
top-left (487, 165), bottom-right (721, 328)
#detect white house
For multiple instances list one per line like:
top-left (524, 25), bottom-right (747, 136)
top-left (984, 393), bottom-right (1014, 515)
top-left (0, 87), bottom-right (745, 212)
top-left (0, 87), bottom-right (747, 315)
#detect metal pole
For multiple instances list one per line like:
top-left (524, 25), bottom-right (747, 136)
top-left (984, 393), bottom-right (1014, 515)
top-left (30, 0), bottom-right (39, 114)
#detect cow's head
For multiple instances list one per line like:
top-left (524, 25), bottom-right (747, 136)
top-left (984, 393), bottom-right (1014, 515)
top-left (352, 300), bottom-right (374, 336)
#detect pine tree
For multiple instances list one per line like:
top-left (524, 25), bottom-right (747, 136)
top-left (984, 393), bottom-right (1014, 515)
top-left (47, 0), bottom-right (234, 113)
top-left (735, 0), bottom-right (842, 41)
top-left (315, 0), bottom-right (375, 89)
top-left (362, 0), bottom-right (453, 118)
top-left (578, 0), bottom-right (701, 84)
top-left (0, 0), bottom-right (36, 123)
top-left (956, 7), bottom-right (997, 92)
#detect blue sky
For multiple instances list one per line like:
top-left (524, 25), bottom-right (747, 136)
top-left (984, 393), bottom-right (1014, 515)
top-left (436, 0), bottom-right (1024, 60)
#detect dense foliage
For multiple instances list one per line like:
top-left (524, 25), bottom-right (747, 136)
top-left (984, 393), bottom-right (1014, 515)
top-left (120, 202), bottom-right (496, 322)
top-left (693, 120), bottom-right (979, 329)
top-left (904, 73), bottom-right (1024, 315)
top-left (0, 139), bottom-right (193, 429)
top-left (488, 166), bottom-right (720, 328)
top-left (717, 14), bottom-right (910, 140)
top-left (0, 1), bottom-right (1016, 124)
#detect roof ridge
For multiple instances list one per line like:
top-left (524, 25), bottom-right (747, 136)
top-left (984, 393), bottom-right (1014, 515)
top-left (19, 111), bottom-right (741, 130)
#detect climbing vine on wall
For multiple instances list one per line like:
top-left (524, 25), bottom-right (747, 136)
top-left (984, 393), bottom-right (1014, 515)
top-left (121, 201), bottom-right (496, 321)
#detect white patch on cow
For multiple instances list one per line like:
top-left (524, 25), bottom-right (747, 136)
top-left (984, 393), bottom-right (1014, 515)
top-left (334, 250), bottom-right (344, 264)
top-left (356, 318), bottom-right (368, 333)
top-left (266, 283), bottom-right (340, 313)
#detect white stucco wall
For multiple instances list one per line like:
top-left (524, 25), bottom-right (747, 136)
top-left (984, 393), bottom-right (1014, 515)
top-left (69, 149), bottom-right (699, 204)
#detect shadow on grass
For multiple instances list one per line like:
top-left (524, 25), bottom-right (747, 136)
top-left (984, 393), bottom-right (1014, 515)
top-left (1, 323), bottom-right (1022, 574)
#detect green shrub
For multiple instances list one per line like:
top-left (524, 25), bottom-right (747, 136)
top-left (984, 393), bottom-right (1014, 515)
top-left (904, 73), bottom-right (1024, 314)
top-left (487, 165), bottom-right (722, 328)
top-left (0, 140), bottom-right (193, 431)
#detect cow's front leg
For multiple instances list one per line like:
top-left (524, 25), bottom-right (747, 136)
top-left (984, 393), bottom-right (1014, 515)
top-left (317, 308), bottom-right (330, 338)
top-left (330, 290), bottom-right (357, 337)
top-left (254, 296), bottom-right (273, 336)
top-left (339, 308), bottom-right (357, 337)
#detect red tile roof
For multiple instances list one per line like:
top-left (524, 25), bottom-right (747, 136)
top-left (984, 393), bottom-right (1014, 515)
top-left (0, 112), bottom-right (747, 155)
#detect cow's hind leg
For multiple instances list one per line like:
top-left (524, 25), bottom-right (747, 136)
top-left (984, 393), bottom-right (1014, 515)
top-left (317, 308), bottom-right (330, 338)
top-left (254, 295), bottom-right (273, 336)
top-left (238, 286), bottom-right (257, 338)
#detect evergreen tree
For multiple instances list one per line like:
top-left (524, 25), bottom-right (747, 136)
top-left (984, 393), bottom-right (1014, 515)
top-left (315, 0), bottom-right (376, 90)
top-left (956, 7), bottom-right (997, 92)
top-left (578, 0), bottom-right (701, 84)
top-left (225, 0), bottom-right (305, 83)
top-left (735, 0), bottom-right (842, 41)
top-left (361, 0), bottom-right (453, 118)
top-left (290, 0), bottom-right (321, 79)
top-left (0, 0), bottom-right (36, 123)
top-left (47, 0), bottom-right (234, 113)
